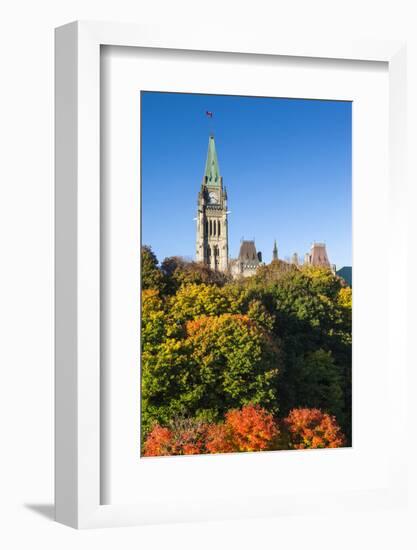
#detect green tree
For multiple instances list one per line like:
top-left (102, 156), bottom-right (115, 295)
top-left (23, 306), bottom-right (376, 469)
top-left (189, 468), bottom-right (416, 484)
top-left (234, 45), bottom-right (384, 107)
top-left (141, 289), bottom-right (167, 349)
top-left (141, 313), bottom-right (282, 436)
top-left (184, 314), bottom-right (281, 419)
top-left (141, 245), bottom-right (165, 292)
top-left (255, 267), bottom-right (351, 440)
top-left (284, 349), bottom-right (345, 424)
top-left (142, 337), bottom-right (194, 434)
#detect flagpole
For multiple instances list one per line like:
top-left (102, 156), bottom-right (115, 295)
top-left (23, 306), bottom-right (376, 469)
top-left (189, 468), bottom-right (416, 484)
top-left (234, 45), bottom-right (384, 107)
top-left (205, 111), bottom-right (214, 136)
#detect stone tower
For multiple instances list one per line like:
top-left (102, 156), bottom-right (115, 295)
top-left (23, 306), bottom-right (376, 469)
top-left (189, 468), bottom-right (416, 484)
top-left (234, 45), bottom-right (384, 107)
top-left (196, 136), bottom-right (229, 271)
top-left (272, 240), bottom-right (278, 261)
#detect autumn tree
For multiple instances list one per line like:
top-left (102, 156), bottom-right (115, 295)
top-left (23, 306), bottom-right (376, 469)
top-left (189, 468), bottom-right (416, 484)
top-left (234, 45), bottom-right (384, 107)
top-left (338, 286), bottom-right (352, 309)
top-left (142, 425), bottom-right (173, 457)
top-left (224, 404), bottom-right (278, 452)
top-left (143, 418), bottom-right (208, 457)
top-left (283, 408), bottom-right (346, 449)
top-left (205, 424), bottom-right (235, 454)
top-left (168, 283), bottom-right (233, 325)
top-left (141, 289), bottom-right (167, 349)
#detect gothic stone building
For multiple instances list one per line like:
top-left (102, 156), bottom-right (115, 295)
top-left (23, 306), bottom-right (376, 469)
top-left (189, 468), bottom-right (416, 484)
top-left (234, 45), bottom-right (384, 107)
top-left (196, 135), bottom-right (333, 277)
top-left (230, 240), bottom-right (262, 278)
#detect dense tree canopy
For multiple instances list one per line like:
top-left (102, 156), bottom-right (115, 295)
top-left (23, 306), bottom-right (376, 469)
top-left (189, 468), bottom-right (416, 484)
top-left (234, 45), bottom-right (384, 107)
top-left (141, 307), bottom-right (281, 433)
top-left (140, 246), bottom-right (352, 451)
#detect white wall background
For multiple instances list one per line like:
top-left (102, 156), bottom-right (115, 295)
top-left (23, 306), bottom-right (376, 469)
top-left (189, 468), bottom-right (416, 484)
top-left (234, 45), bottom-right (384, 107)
top-left (1, 1), bottom-right (416, 548)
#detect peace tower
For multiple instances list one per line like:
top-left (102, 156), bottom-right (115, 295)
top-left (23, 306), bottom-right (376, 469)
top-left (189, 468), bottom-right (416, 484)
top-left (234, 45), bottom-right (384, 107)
top-left (196, 136), bottom-right (229, 271)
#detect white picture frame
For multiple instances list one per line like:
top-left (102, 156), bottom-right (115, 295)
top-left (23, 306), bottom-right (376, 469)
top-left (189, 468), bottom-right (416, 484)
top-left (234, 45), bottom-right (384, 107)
top-left (55, 21), bottom-right (407, 529)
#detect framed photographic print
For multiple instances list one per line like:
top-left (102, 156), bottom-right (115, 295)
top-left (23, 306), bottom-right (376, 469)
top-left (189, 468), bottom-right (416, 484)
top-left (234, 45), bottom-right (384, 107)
top-left (55, 21), bottom-right (408, 528)
top-left (139, 91), bottom-right (352, 457)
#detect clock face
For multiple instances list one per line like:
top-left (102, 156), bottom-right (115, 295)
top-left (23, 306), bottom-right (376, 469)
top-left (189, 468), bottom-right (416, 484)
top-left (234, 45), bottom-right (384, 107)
top-left (208, 192), bottom-right (218, 204)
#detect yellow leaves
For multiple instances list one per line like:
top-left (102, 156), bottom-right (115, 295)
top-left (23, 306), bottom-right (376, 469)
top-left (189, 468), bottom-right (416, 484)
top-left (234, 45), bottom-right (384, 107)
top-left (168, 283), bottom-right (231, 323)
top-left (338, 287), bottom-right (352, 309)
top-left (142, 288), bottom-right (163, 312)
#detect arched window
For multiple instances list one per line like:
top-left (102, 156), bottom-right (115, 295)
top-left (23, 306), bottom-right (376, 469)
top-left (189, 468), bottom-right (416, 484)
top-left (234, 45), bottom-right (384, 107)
top-left (213, 219), bottom-right (216, 236)
top-left (205, 220), bottom-right (208, 235)
top-left (209, 219), bottom-right (212, 236)
top-left (218, 220), bottom-right (221, 236)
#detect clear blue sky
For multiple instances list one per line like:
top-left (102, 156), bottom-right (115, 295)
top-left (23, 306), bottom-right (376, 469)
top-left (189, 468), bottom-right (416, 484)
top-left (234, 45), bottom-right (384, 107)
top-left (141, 91), bottom-right (352, 268)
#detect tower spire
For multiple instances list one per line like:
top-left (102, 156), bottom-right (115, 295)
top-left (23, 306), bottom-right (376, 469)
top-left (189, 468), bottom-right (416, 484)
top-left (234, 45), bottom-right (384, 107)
top-left (272, 239), bottom-right (278, 261)
top-left (204, 136), bottom-right (221, 185)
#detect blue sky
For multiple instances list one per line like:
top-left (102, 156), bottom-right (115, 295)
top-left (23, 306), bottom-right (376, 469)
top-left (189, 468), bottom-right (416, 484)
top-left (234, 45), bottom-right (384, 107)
top-left (141, 92), bottom-right (352, 268)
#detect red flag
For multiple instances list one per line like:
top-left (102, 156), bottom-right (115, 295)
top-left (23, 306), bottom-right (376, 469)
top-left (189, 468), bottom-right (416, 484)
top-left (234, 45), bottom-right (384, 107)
top-left (205, 111), bottom-right (213, 118)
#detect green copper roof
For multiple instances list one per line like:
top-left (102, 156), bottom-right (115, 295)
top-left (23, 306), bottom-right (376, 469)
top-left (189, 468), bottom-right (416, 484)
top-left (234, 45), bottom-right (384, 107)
top-left (204, 136), bottom-right (221, 185)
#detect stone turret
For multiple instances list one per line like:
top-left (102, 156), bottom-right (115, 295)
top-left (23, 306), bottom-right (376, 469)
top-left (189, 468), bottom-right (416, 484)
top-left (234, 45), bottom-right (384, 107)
top-left (230, 239), bottom-right (261, 278)
top-left (305, 242), bottom-right (330, 267)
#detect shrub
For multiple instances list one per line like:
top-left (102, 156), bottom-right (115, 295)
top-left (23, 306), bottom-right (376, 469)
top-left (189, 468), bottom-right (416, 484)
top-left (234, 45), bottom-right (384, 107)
top-left (205, 423), bottom-right (235, 454)
top-left (284, 408), bottom-right (346, 449)
top-left (142, 425), bottom-right (173, 457)
top-left (143, 418), bottom-right (208, 457)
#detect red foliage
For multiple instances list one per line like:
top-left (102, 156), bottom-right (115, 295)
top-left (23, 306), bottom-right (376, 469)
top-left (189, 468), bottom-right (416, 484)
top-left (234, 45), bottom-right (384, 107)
top-left (225, 404), bottom-right (278, 452)
top-left (205, 423), bottom-right (235, 454)
top-left (170, 419), bottom-right (207, 455)
top-left (143, 425), bottom-right (173, 457)
top-left (284, 408), bottom-right (346, 449)
top-left (143, 405), bottom-right (279, 456)
top-left (143, 419), bottom-right (207, 457)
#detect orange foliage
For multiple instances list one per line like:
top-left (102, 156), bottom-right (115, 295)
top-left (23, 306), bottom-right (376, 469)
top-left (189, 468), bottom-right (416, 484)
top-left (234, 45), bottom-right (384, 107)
top-left (185, 313), bottom-right (253, 337)
top-left (205, 424), bottom-right (235, 454)
top-left (284, 408), bottom-right (346, 449)
top-left (143, 419), bottom-right (207, 457)
top-left (143, 425), bottom-right (173, 457)
top-left (143, 404), bottom-right (279, 456)
top-left (170, 419), bottom-right (207, 455)
top-left (225, 404), bottom-right (278, 452)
